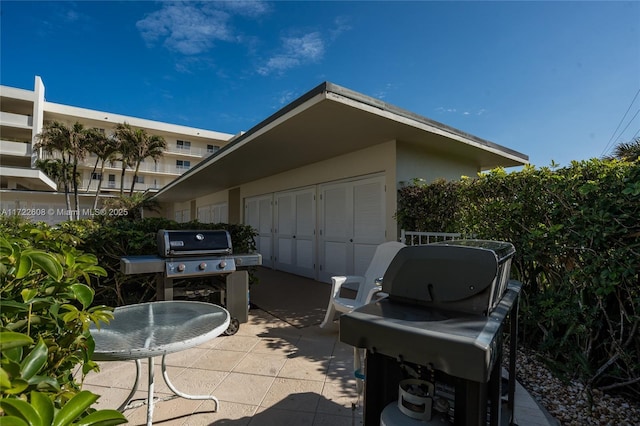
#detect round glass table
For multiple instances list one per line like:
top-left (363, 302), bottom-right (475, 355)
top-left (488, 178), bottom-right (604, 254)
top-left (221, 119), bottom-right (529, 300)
top-left (90, 301), bottom-right (230, 426)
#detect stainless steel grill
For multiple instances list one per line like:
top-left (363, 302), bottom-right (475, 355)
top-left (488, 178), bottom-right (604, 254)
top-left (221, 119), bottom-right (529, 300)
top-left (121, 229), bottom-right (262, 335)
top-left (340, 240), bottom-right (521, 426)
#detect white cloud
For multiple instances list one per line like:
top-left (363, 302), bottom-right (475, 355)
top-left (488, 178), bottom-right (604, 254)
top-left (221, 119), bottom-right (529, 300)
top-left (330, 16), bottom-right (352, 41)
top-left (258, 32), bottom-right (325, 75)
top-left (218, 1), bottom-right (271, 18)
top-left (136, 1), bottom-right (269, 56)
top-left (437, 107), bottom-right (487, 116)
top-left (136, 2), bottom-right (350, 76)
top-left (374, 83), bottom-right (398, 100)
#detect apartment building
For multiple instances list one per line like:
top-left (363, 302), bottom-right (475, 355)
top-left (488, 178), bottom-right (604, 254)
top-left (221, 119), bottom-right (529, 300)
top-left (0, 76), bottom-right (234, 224)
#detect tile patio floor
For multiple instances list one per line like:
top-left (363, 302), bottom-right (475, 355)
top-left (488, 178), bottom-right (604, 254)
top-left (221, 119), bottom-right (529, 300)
top-left (82, 269), bottom-right (557, 426)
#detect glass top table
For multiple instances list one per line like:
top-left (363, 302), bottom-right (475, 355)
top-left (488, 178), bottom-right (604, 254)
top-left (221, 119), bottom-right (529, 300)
top-left (90, 301), bottom-right (230, 426)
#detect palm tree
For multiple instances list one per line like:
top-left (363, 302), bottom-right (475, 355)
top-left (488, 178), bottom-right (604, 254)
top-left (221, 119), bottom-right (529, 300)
top-left (35, 158), bottom-right (74, 198)
top-left (66, 122), bottom-right (91, 218)
top-left (35, 121), bottom-right (90, 219)
top-left (128, 132), bottom-right (166, 195)
top-left (85, 129), bottom-right (118, 209)
top-left (607, 137), bottom-right (640, 162)
top-left (114, 123), bottom-right (137, 196)
top-left (114, 122), bottom-right (167, 195)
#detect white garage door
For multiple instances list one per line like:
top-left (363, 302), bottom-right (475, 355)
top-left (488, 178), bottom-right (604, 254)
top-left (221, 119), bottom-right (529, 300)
top-left (244, 174), bottom-right (386, 282)
top-left (274, 187), bottom-right (316, 277)
top-left (244, 194), bottom-right (274, 268)
top-left (318, 175), bottom-right (386, 282)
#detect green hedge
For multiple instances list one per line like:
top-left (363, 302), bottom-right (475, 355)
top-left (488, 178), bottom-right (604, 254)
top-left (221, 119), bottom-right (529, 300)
top-left (396, 159), bottom-right (640, 398)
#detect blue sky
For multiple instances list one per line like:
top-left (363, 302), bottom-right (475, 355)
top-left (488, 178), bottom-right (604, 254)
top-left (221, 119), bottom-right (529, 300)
top-left (2, 1), bottom-right (639, 168)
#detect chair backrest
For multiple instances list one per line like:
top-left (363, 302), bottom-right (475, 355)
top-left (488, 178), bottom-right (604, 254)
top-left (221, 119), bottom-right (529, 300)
top-left (356, 241), bottom-right (406, 304)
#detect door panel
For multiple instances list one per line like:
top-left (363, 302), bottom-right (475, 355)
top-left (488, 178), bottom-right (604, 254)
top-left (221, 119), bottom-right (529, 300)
top-left (244, 195), bottom-right (273, 267)
top-left (319, 175), bottom-right (385, 282)
top-left (274, 187), bottom-right (316, 278)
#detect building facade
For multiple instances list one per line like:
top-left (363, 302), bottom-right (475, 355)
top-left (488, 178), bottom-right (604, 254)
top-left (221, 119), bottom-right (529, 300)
top-left (1, 76), bottom-right (234, 224)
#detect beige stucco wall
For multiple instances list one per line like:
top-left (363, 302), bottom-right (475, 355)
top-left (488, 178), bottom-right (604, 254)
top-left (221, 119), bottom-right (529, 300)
top-left (396, 141), bottom-right (480, 185)
top-left (168, 139), bottom-right (482, 236)
top-left (187, 140), bottom-right (398, 238)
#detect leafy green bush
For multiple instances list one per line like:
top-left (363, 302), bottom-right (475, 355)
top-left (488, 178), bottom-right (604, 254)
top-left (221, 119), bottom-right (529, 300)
top-left (0, 219), bottom-right (125, 424)
top-left (396, 159), bottom-right (640, 398)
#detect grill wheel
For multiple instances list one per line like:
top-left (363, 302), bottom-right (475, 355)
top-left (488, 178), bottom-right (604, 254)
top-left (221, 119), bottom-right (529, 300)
top-left (223, 318), bottom-right (240, 336)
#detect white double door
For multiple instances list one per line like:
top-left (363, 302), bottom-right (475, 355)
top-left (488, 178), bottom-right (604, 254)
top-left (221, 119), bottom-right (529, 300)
top-left (317, 176), bottom-right (386, 282)
top-left (244, 175), bottom-right (385, 281)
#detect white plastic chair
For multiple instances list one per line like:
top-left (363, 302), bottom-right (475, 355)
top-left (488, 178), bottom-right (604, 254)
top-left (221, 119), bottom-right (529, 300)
top-left (319, 241), bottom-right (405, 328)
top-left (319, 241), bottom-right (405, 394)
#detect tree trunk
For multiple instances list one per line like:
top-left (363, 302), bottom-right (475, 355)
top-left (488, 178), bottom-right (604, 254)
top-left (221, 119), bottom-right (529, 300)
top-left (129, 161), bottom-right (142, 196)
top-left (93, 160), bottom-right (106, 210)
top-left (87, 157), bottom-right (99, 191)
top-left (72, 160), bottom-right (79, 220)
top-left (62, 156), bottom-right (72, 220)
top-left (120, 164), bottom-right (127, 196)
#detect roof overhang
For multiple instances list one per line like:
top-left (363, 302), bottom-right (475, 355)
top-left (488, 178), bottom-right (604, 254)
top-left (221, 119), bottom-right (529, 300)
top-left (154, 82), bottom-right (528, 203)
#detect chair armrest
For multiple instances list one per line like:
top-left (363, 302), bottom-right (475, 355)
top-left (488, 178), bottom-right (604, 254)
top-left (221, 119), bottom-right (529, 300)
top-left (363, 284), bottom-right (386, 304)
top-left (330, 275), bottom-right (365, 298)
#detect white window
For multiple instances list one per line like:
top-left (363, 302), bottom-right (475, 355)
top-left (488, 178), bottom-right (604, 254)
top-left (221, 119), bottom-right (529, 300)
top-left (176, 160), bottom-right (191, 170)
top-left (135, 176), bottom-right (144, 183)
top-left (177, 140), bottom-right (191, 151)
top-left (207, 144), bottom-right (220, 153)
top-left (91, 173), bottom-right (102, 180)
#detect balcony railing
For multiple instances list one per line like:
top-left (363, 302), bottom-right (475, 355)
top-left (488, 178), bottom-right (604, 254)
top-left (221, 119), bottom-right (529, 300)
top-left (81, 179), bottom-right (162, 192)
top-left (0, 111), bottom-right (33, 129)
top-left (0, 140), bottom-right (31, 157)
top-left (40, 154), bottom-right (187, 176)
top-left (164, 145), bottom-right (204, 157)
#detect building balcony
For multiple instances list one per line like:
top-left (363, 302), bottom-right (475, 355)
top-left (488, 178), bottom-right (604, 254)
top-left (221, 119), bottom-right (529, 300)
top-left (164, 145), bottom-right (206, 157)
top-left (0, 140), bottom-right (32, 157)
top-left (0, 111), bottom-right (33, 129)
top-left (80, 179), bottom-right (163, 193)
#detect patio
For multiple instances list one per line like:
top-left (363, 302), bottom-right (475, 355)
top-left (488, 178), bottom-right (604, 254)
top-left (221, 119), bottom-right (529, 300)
top-left (82, 268), bottom-right (556, 426)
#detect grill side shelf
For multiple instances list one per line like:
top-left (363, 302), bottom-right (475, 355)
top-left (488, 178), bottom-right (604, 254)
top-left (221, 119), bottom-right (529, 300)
top-left (121, 255), bottom-right (165, 275)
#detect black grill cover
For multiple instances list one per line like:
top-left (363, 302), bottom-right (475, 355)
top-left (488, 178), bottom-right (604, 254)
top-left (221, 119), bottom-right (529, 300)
top-left (382, 240), bottom-right (515, 315)
top-left (157, 229), bottom-right (232, 257)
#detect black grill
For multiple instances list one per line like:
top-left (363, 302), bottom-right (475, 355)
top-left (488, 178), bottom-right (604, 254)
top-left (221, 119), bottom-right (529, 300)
top-left (157, 229), bottom-right (232, 257)
top-left (340, 240), bottom-right (521, 426)
top-left (120, 229), bottom-right (261, 335)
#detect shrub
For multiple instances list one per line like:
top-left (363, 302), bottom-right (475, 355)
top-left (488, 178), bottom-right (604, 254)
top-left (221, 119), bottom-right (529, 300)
top-left (0, 218), bottom-right (125, 424)
top-left (396, 159), bottom-right (640, 398)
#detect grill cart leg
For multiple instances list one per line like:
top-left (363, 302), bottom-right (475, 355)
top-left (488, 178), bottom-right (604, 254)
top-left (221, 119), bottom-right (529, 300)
top-left (155, 274), bottom-right (173, 301)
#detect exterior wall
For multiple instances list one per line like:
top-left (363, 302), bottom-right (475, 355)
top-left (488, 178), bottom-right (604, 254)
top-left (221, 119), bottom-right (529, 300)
top-left (0, 191), bottom-right (111, 225)
top-left (396, 141), bottom-right (480, 185)
top-left (185, 140), bottom-right (398, 238)
top-left (239, 140), bottom-right (398, 237)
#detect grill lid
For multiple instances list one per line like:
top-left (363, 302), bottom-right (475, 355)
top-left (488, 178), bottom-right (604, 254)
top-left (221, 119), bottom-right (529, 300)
top-left (157, 229), bottom-right (232, 257)
top-left (382, 240), bottom-right (515, 315)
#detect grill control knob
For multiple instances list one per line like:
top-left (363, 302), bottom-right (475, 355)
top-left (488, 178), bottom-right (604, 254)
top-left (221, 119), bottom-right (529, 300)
top-left (218, 260), bottom-right (227, 269)
top-left (177, 263), bottom-right (186, 272)
top-left (199, 262), bottom-right (207, 271)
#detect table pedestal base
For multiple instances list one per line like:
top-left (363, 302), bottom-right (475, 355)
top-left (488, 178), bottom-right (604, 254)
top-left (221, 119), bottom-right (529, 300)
top-left (118, 355), bottom-right (220, 426)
